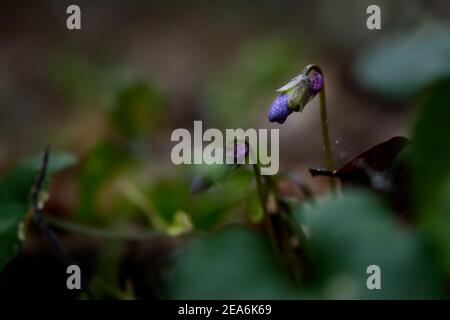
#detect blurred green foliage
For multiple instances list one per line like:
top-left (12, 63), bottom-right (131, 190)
top-left (203, 37), bottom-right (304, 127)
top-left (298, 190), bottom-right (443, 299)
top-left (77, 139), bottom-right (133, 223)
top-left (354, 22), bottom-right (450, 100)
top-left (49, 52), bottom-right (131, 105)
top-left (0, 202), bottom-right (28, 272)
top-left (166, 189), bottom-right (444, 299)
top-left (187, 166), bottom-right (253, 229)
top-left (165, 226), bottom-right (301, 299)
top-left (412, 79), bottom-right (450, 274)
top-left (71, 77), bottom-right (166, 222)
top-left (49, 52), bottom-right (167, 140)
top-left (148, 179), bottom-right (192, 223)
top-left (2, 31), bottom-right (450, 300)
top-left (110, 81), bottom-right (166, 139)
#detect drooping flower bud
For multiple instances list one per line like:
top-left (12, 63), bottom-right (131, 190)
top-left (268, 94), bottom-right (293, 124)
top-left (268, 64), bottom-right (325, 123)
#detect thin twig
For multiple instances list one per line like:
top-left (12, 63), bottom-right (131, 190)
top-left (30, 147), bottom-right (74, 266)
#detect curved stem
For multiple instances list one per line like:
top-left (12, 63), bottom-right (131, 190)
top-left (303, 65), bottom-right (336, 191)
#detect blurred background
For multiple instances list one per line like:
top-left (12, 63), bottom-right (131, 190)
top-left (1, 0), bottom-right (450, 299)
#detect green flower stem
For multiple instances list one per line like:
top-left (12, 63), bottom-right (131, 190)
top-left (319, 88), bottom-right (336, 191)
top-left (252, 163), bottom-right (278, 254)
top-left (265, 175), bottom-right (303, 283)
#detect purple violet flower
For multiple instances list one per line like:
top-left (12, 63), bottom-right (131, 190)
top-left (308, 70), bottom-right (324, 94)
top-left (268, 94), bottom-right (293, 124)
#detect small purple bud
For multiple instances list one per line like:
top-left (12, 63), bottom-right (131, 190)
top-left (268, 94), bottom-right (293, 124)
top-left (308, 71), bottom-right (324, 94)
top-left (225, 140), bottom-right (249, 164)
top-left (233, 141), bottom-right (249, 163)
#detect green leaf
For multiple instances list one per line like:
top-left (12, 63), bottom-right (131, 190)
top-left (0, 150), bottom-right (77, 271)
top-left (411, 79), bottom-right (450, 273)
top-left (0, 202), bottom-right (28, 271)
top-left (164, 226), bottom-right (300, 299)
top-left (0, 151), bottom-right (77, 203)
top-left (298, 189), bottom-right (443, 299)
top-left (20, 151), bottom-right (77, 177)
top-left (353, 22), bottom-right (450, 100)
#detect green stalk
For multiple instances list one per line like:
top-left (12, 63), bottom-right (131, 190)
top-left (265, 175), bottom-right (303, 283)
top-left (252, 163), bottom-right (267, 215)
top-left (253, 168), bottom-right (302, 284)
top-left (303, 64), bottom-right (336, 191)
top-left (252, 163), bottom-right (278, 253)
top-left (319, 88), bottom-right (336, 191)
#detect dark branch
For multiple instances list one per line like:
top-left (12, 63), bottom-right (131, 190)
top-left (30, 147), bottom-right (74, 266)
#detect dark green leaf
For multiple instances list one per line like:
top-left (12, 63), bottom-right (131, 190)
top-left (353, 22), bottom-right (450, 100)
top-left (297, 189), bottom-right (443, 299)
top-left (411, 79), bottom-right (450, 273)
top-left (165, 226), bottom-right (300, 299)
top-left (0, 202), bottom-right (28, 271)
